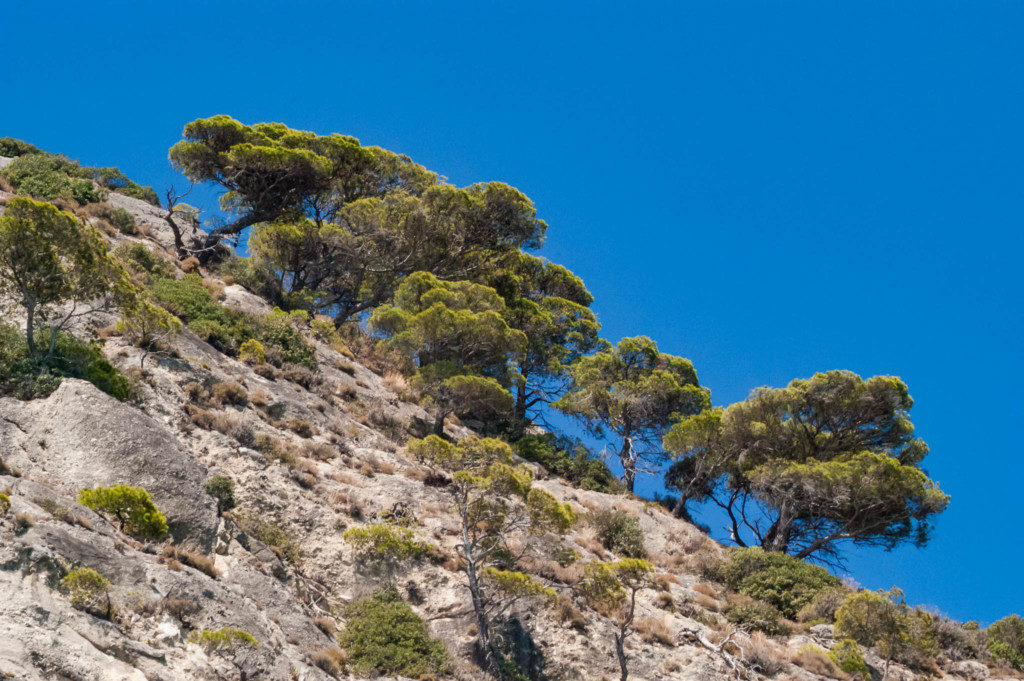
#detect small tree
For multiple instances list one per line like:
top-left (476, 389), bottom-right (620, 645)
top-left (554, 336), bottom-right (709, 492)
top-left (78, 484), bottom-right (168, 540)
top-left (116, 298), bottom-right (183, 368)
top-left (60, 566), bottom-right (111, 618)
top-left (835, 588), bottom-right (909, 680)
top-left (204, 476), bottom-right (236, 514)
top-left (987, 615), bottom-right (1024, 670)
top-left (406, 435), bottom-right (574, 676)
top-left (343, 520), bottom-right (432, 582)
top-left (578, 559), bottom-right (654, 681)
top-left (0, 197), bottom-right (131, 359)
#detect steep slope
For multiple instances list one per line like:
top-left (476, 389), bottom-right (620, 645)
top-left (0, 164), bottom-right (1005, 681)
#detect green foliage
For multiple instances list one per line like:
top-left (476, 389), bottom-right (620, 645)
top-left (833, 587), bottom-right (937, 667)
top-left (245, 179), bottom-right (546, 322)
top-left (117, 298), bottom-right (183, 359)
top-left (525, 488), bottom-right (577, 533)
top-left (343, 521), bottom-right (431, 575)
top-left (830, 639), bottom-right (870, 675)
top-left (664, 370), bottom-right (949, 560)
top-left (579, 558), bottom-right (654, 614)
top-left (0, 493), bottom-right (9, 514)
top-left (151, 274), bottom-right (315, 367)
top-left (0, 197), bottom-right (134, 360)
top-left (1, 153), bottom-right (100, 203)
top-left (235, 514), bottom-right (301, 565)
top-left (204, 476), bottom-right (236, 514)
top-left (724, 600), bottom-right (788, 635)
top-left (513, 434), bottom-right (622, 493)
top-left (588, 508), bottom-right (647, 558)
top-left (483, 567), bottom-right (556, 601)
top-left (188, 627), bottom-right (259, 652)
top-left (1, 150), bottom-right (158, 205)
top-left (987, 615), bottom-right (1024, 669)
top-left (60, 567), bottom-right (110, 614)
top-left (715, 547), bottom-right (840, 620)
top-left (238, 338), bottom-right (266, 364)
top-left (77, 484), bottom-right (168, 540)
top-left (337, 585), bottom-right (450, 678)
top-left (169, 115), bottom-right (438, 249)
top-left (0, 136), bottom-right (41, 157)
top-left (797, 586), bottom-right (849, 623)
top-left (0, 323), bottom-right (132, 400)
top-left (554, 335), bottom-right (709, 492)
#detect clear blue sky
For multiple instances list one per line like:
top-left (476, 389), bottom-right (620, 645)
top-left (2, 1), bottom-right (1021, 623)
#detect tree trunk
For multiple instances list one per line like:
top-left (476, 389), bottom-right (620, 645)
top-left (620, 436), bottom-right (636, 493)
top-left (24, 301), bottom-right (36, 357)
top-left (615, 630), bottom-right (628, 681)
top-left (461, 509), bottom-right (499, 675)
top-left (194, 213), bottom-right (267, 263)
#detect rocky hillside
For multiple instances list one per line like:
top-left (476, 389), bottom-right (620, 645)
top-left (0, 160), bottom-right (1005, 681)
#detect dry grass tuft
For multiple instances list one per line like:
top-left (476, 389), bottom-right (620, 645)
top-left (636, 616), bottom-right (675, 646)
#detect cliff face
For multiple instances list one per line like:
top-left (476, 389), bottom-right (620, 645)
top-left (0, 167), bottom-right (998, 681)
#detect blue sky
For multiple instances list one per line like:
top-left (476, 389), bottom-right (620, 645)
top-left (1, 1), bottom-right (1021, 623)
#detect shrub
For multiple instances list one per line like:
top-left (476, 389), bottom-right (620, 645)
top-left (204, 476), bottom-right (236, 514)
top-left (188, 627), bottom-right (259, 652)
top-left (743, 631), bottom-right (787, 676)
top-left (987, 615), bottom-right (1024, 670)
top-left (716, 547), bottom-right (840, 620)
top-left (588, 509), bottom-right (647, 558)
top-left (797, 586), bottom-right (848, 623)
top-left (831, 638), bottom-right (870, 676)
top-left (235, 514), bottom-right (301, 565)
top-left (239, 338), bottom-right (266, 365)
top-left (77, 484), bottom-right (168, 540)
top-left (0, 136), bottom-right (41, 157)
top-left (513, 434), bottom-right (623, 493)
top-left (211, 381), bottom-right (248, 407)
top-left (0, 323), bottom-right (132, 401)
top-left (724, 599), bottom-right (788, 635)
top-left (0, 492), bottom-right (9, 514)
top-left (82, 202), bottom-right (136, 234)
top-left (343, 521), bottom-right (431, 569)
top-left (151, 276), bottom-right (315, 367)
top-left (337, 585), bottom-right (450, 678)
top-left (1, 153), bottom-right (100, 204)
top-left (60, 566), bottom-right (110, 617)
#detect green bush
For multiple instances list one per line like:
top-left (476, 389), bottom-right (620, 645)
top-left (85, 202), bottom-right (136, 234)
top-left (235, 514), bottom-right (301, 565)
top-left (716, 547), bottom-right (841, 619)
top-left (724, 599), bottom-right (788, 635)
top-left (1, 153), bottom-right (101, 204)
top-left (188, 627), bottom-right (259, 652)
top-left (85, 167), bottom-right (159, 205)
top-left (0, 493), bottom-right (10, 514)
top-left (204, 476), bottom-right (236, 514)
top-left (830, 638), bottom-right (869, 675)
top-left (338, 585), bottom-right (450, 678)
top-left (151, 274), bottom-right (315, 368)
top-left (513, 434), bottom-right (623, 493)
top-left (0, 137), bottom-right (41, 157)
top-left (0, 323), bottom-right (131, 401)
top-left (588, 508), bottom-right (647, 558)
top-left (78, 484), bottom-right (168, 540)
top-left (797, 586), bottom-right (848, 623)
top-left (60, 566), bottom-right (110, 616)
top-left (988, 615), bottom-right (1024, 669)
